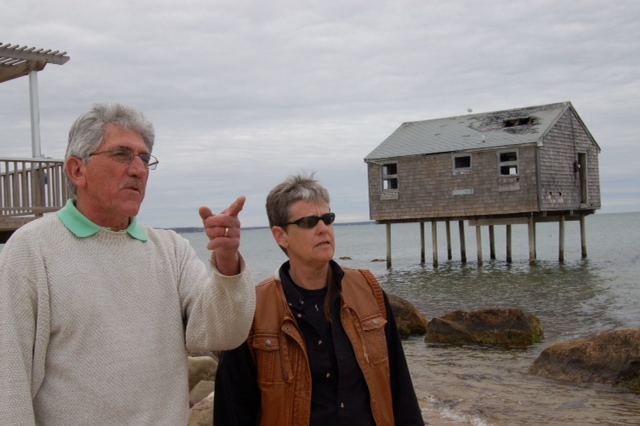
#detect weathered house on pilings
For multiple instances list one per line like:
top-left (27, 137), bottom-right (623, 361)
top-left (364, 102), bottom-right (601, 267)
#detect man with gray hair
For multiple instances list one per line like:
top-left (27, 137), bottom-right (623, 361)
top-left (0, 103), bottom-right (255, 425)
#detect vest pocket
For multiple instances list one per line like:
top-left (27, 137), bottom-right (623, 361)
top-left (360, 314), bottom-right (389, 365)
top-left (251, 334), bottom-right (288, 386)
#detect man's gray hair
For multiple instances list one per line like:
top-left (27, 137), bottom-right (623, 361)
top-left (64, 103), bottom-right (155, 196)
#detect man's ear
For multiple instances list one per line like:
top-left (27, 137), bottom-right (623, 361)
top-left (271, 226), bottom-right (288, 250)
top-left (65, 157), bottom-right (87, 190)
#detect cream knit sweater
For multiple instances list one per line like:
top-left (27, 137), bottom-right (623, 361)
top-left (0, 214), bottom-right (255, 425)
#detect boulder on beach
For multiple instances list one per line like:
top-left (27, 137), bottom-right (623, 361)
top-left (190, 380), bottom-right (215, 408)
top-left (187, 355), bottom-right (218, 424)
top-left (528, 329), bottom-right (640, 392)
top-left (387, 293), bottom-right (427, 338)
top-left (188, 355), bottom-right (218, 392)
top-left (425, 308), bottom-right (543, 348)
top-left (188, 391), bottom-right (214, 426)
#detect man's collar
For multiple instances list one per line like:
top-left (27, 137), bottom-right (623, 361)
top-left (57, 199), bottom-right (148, 241)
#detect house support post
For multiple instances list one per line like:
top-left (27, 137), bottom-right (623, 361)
top-left (419, 222), bottom-right (425, 264)
top-left (559, 216), bottom-right (565, 263)
top-left (528, 219), bottom-right (536, 265)
top-left (445, 220), bottom-right (452, 260)
top-left (386, 223), bottom-right (392, 269)
top-left (459, 220), bottom-right (467, 263)
top-left (580, 215), bottom-right (588, 258)
top-left (534, 221), bottom-right (537, 259)
top-left (506, 225), bottom-right (512, 263)
top-left (489, 225), bottom-right (496, 260)
top-left (431, 221), bottom-right (438, 268)
top-left (476, 225), bottom-right (483, 266)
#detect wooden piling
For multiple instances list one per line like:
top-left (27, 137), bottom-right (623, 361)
top-left (528, 219), bottom-right (536, 265)
top-left (380, 212), bottom-right (591, 269)
top-left (559, 216), bottom-right (565, 263)
top-left (432, 221), bottom-right (438, 267)
top-left (580, 215), bottom-right (588, 258)
top-left (506, 225), bottom-right (512, 263)
top-left (489, 225), bottom-right (496, 260)
top-left (476, 225), bottom-right (483, 266)
top-left (445, 220), bottom-right (452, 260)
top-left (420, 222), bottom-right (425, 264)
top-left (386, 223), bottom-right (392, 269)
top-left (459, 220), bottom-right (467, 263)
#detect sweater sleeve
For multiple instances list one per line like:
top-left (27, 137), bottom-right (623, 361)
top-left (179, 237), bottom-right (256, 352)
top-left (0, 234), bottom-right (46, 425)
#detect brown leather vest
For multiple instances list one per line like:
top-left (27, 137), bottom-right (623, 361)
top-left (248, 268), bottom-right (395, 425)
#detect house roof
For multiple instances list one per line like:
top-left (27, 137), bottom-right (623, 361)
top-left (365, 101), bottom-right (581, 162)
top-left (0, 43), bottom-right (70, 84)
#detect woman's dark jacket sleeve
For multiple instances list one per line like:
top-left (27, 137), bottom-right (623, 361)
top-left (213, 341), bottom-right (261, 425)
top-left (383, 292), bottom-right (425, 424)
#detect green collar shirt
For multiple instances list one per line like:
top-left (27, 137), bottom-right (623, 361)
top-left (56, 199), bottom-right (148, 241)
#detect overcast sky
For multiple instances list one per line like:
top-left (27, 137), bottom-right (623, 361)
top-left (2, 0), bottom-right (639, 228)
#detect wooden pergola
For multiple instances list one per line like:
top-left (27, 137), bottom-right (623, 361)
top-left (0, 43), bottom-right (71, 243)
top-left (0, 43), bottom-right (70, 83)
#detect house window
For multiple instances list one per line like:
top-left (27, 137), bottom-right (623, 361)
top-left (499, 151), bottom-right (518, 175)
top-left (382, 163), bottom-right (398, 190)
top-left (453, 154), bottom-right (471, 174)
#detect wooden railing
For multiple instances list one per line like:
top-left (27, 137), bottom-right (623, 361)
top-left (1, 157), bottom-right (69, 235)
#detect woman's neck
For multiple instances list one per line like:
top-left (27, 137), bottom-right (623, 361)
top-left (289, 262), bottom-right (331, 290)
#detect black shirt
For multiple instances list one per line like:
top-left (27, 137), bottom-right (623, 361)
top-left (280, 264), bottom-right (376, 425)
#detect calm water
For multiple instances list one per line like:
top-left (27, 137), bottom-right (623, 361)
top-left (184, 212), bottom-right (640, 425)
top-left (3, 212), bottom-right (638, 424)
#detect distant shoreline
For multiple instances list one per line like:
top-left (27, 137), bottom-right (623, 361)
top-left (168, 221), bottom-right (375, 234)
top-left (165, 211), bottom-right (640, 234)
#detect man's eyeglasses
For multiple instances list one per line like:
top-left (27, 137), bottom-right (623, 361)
top-left (281, 212), bottom-right (335, 229)
top-left (88, 147), bottom-right (159, 170)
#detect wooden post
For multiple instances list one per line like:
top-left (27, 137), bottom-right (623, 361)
top-left (489, 225), bottom-right (496, 260)
top-left (32, 166), bottom-right (45, 218)
top-left (528, 219), bottom-right (536, 265)
top-left (506, 225), bottom-right (512, 263)
top-left (559, 216), bottom-right (565, 263)
top-left (445, 220), bottom-right (452, 260)
top-left (386, 223), bottom-right (392, 269)
top-left (420, 222), bottom-right (425, 264)
top-left (580, 215), bottom-right (588, 258)
top-left (432, 220), bottom-right (438, 268)
top-left (458, 220), bottom-right (467, 263)
top-left (534, 221), bottom-right (537, 260)
top-left (476, 225), bottom-right (483, 266)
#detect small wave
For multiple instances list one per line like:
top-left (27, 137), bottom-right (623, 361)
top-left (423, 395), bottom-right (494, 426)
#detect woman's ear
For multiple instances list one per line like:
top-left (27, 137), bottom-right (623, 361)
top-left (271, 226), bottom-right (288, 250)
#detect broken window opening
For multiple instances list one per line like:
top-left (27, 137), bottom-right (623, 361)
top-left (382, 163), bottom-right (398, 191)
top-left (500, 152), bottom-right (517, 162)
top-left (500, 165), bottom-right (518, 175)
top-left (453, 155), bottom-right (472, 174)
top-left (498, 151), bottom-right (519, 176)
